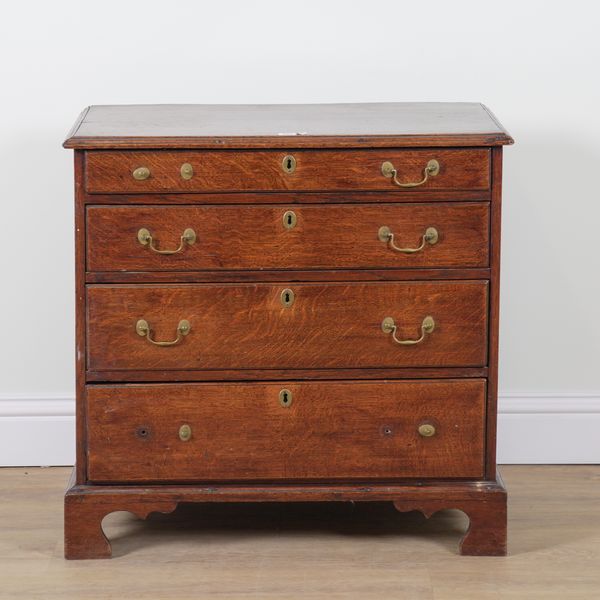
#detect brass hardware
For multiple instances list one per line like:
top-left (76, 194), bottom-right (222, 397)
top-left (378, 226), bottom-right (439, 253)
top-left (282, 154), bottom-right (296, 173)
top-left (137, 227), bottom-right (196, 255)
top-left (381, 159), bottom-right (440, 188)
top-left (279, 389), bottom-right (293, 407)
top-left (283, 210), bottom-right (297, 229)
top-left (179, 424), bottom-right (192, 441)
top-left (180, 163), bottom-right (194, 180)
top-left (135, 319), bottom-right (191, 346)
top-left (132, 166), bottom-right (151, 181)
top-left (381, 315), bottom-right (435, 346)
top-left (418, 423), bottom-right (436, 437)
top-left (280, 288), bottom-right (295, 308)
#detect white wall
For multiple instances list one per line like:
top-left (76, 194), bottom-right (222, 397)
top-left (1, 0), bottom-right (599, 465)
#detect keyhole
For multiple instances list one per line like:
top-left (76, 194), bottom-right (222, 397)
top-left (282, 210), bottom-right (297, 229)
top-left (279, 389), bottom-right (293, 407)
top-left (282, 155), bottom-right (296, 173)
top-left (280, 288), bottom-right (294, 307)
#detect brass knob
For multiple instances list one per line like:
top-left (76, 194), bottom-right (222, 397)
top-left (132, 167), bottom-right (150, 181)
top-left (180, 163), bottom-right (194, 180)
top-left (179, 424), bottom-right (192, 441)
top-left (418, 423), bottom-right (436, 437)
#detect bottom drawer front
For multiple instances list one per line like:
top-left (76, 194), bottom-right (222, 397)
top-left (87, 380), bottom-right (486, 482)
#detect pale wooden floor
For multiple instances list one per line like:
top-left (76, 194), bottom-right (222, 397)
top-left (1, 466), bottom-right (599, 599)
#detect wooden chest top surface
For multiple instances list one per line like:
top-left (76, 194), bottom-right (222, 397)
top-left (64, 102), bottom-right (513, 149)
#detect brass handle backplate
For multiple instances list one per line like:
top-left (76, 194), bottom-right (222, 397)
top-left (381, 316), bottom-right (435, 346)
top-left (137, 228), bottom-right (196, 255)
top-left (180, 163), bottom-right (194, 180)
top-left (381, 159), bottom-right (439, 188)
top-left (132, 167), bottom-right (150, 181)
top-left (136, 319), bottom-right (191, 346)
top-left (378, 226), bottom-right (439, 253)
top-left (418, 423), bottom-right (436, 437)
top-left (179, 424), bottom-right (192, 441)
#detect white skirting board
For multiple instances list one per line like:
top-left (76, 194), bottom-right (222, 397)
top-left (0, 393), bottom-right (599, 467)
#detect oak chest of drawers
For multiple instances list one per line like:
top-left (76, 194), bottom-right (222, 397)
top-left (63, 103), bottom-right (512, 558)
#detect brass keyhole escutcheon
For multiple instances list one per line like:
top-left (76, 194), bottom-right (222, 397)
top-left (282, 155), bottom-right (296, 174)
top-left (179, 424), bottom-right (192, 441)
top-left (418, 423), bottom-right (436, 437)
top-left (280, 288), bottom-right (295, 308)
top-left (283, 210), bottom-right (297, 229)
top-left (279, 389), bottom-right (293, 407)
top-left (180, 163), bottom-right (194, 180)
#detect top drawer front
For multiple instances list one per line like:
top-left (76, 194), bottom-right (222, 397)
top-left (85, 149), bottom-right (490, 194)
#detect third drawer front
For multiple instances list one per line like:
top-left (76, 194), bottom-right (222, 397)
top-left (87, 281), bottom-right (488, 371)
top-left (86, 203), bottom-right (490, 271)
top-left (86, 379), bottom-right (486, 482)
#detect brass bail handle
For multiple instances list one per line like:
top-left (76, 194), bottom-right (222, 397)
top-left (378, 226), bottom-right (439, 254)
top-left (136, 319), bottom-right (191, 347)
top-left (381, 159), bottom-right (440, 188)
top-left (137, 228), bottom-right (196, 255)
top-left (381, 316), bottom-right (435, 346)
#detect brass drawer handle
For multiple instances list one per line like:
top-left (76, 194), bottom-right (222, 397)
top-left (137, 228), bottom-right (196, 255)
top-left (381, 159), bottom-right (439, 188)
top-left (132, 167), bottom-right (151, 181)
top-left (378, 226), bottom-right (438, 253)
top-left (136, 319), bottom-right (191, 346)
top-left (381, 316), bottom-right (435, 346)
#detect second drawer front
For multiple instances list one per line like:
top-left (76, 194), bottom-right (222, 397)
top-left (87, 281), bottom-right (488, 372)
top-left (86, 380), bottom-right (486, 482)
top-left (86, 203), bottom-right (490, 271)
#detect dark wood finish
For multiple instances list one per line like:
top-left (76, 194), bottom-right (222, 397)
top-left (82, 189), bottom-right (492, 205)
top-left (86, 282), bottom-right (488, 372)
top-left (64, 471), bottom-right (506, 559)
top-left (74, 152), bottom-right (87, 483)
top-left (86, 380), bottom-right (486, 482)
top-left (65, 102), bottom-right (510, 558)
top-left (86, 366), bottom-right (488, 383)
top-left (85, 268), bottom-right (492, 284)
top-left (87, 203), bottom-right (489, 272)
top-left (85, 149), bottom-right (490, 194)
top-left (485, 147), bottom-right (504, 478)
top-left (393, 474), bottom-right (507, 556)
top-left (63, 103), bottom-right (513, 149)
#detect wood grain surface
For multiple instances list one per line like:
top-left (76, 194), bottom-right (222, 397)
top-left (63, 102), bottom-right (513, 149)
top-left (86, 281), bottom-right (488, 372)
top-left (86, 202), bottom-right (489, 271)
top-left (85, 379), bottom-right (486, 483)
top-left (84, 149), bottom-right (490, 193)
